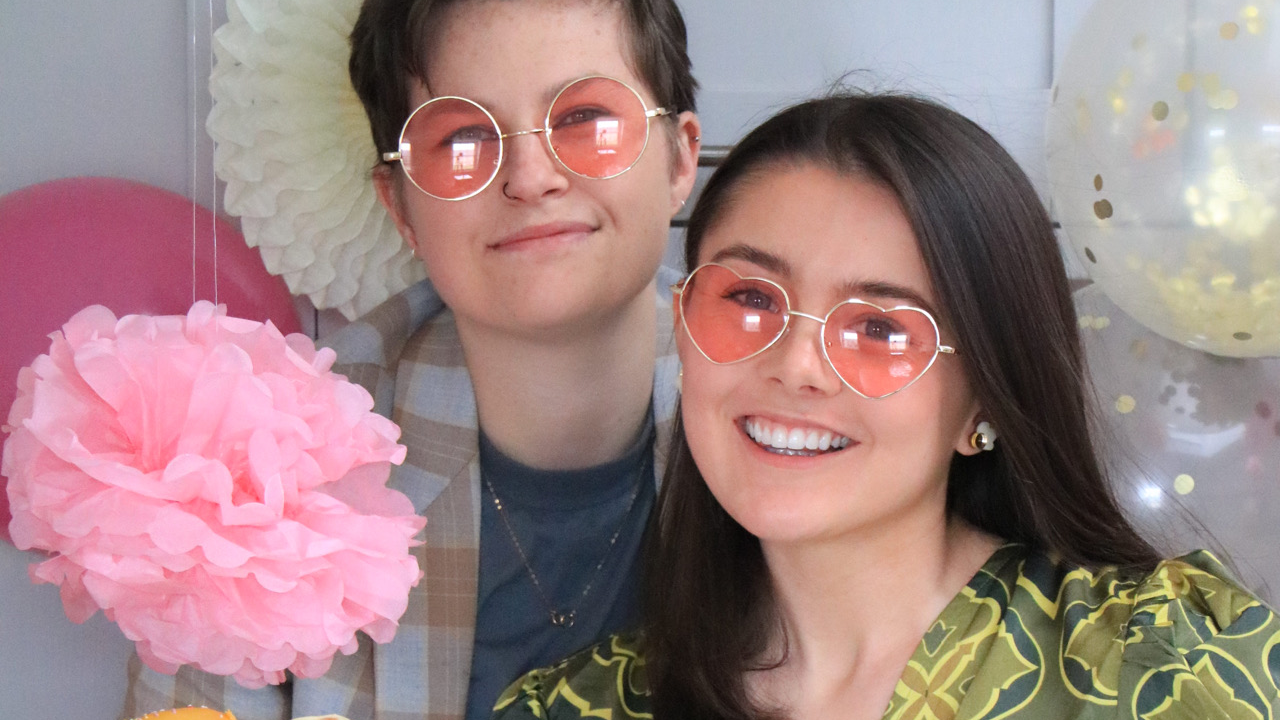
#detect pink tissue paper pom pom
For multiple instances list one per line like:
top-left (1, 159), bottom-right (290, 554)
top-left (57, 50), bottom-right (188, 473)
top-left (1, 301), bottom-right (425, 688)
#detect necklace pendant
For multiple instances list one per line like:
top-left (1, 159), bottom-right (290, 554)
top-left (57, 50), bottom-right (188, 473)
top-left (550, 611), bottom-right (575, 628)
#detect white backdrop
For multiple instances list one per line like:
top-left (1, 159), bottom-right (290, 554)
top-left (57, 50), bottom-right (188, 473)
top-left (0, 2), bottom-right (1090, 718)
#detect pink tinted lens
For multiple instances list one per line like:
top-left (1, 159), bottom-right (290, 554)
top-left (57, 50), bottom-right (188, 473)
top-left (823, 302), bottom-right (940, 397)
top-left (548, 77), bottom-right (651, 179)
top-left (400, 98), bottom-right (502, 199)
top-left (681, 265), bottom-right (788, 363)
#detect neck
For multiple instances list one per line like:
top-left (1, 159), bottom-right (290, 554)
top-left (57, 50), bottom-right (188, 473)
top-left (456, 281), bottom-right (659, 470)
top-left (752, 517), bottom-right (1001, 716)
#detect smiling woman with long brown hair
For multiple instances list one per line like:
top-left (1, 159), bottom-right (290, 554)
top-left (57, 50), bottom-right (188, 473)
top-left (492, 93), bottom-right (1280, 720)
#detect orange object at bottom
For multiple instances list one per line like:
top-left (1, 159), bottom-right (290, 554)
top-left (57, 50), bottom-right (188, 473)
top-left (131, 708), bottom-right (236, 720)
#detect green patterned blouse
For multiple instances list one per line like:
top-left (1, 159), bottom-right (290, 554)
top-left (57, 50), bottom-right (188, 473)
top-left (492, 544), bottom-right (1280, 719)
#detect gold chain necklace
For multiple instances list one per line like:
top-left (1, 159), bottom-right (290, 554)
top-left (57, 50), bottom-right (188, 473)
top-left (482, 473), bottom-right (642, 628)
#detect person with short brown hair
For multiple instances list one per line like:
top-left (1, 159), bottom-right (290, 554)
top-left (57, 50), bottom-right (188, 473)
top-left (122, 1), bottom-right (700, 718)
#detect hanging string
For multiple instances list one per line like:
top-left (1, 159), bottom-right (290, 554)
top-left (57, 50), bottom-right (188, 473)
top-left (209, 0), bottom-right (219, 306)
top-left (190, 0), bottom-right (199, 307)
top-left (188, 0), bottom-right (222, 309)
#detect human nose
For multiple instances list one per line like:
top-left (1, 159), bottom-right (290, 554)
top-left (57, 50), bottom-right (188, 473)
top-left (763, 312), bottom-right (845, 396)
top-left (497, 128), bottom-right (571, 201)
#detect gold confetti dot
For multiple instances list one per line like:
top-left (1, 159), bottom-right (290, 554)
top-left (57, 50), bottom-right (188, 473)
top-left (1220, 89), bottom-right (1239, 109)
top-left (1247, 17), bottom-right (1264, 34)
top-left (1094, 199), bottom-right (1114, 220)
top-left (1115, 395), bottom-right (1137, 414)
top-left (1245, 5), bottom-right (1259, 17)
top-left (1177, 73), bottom-right (1196, 92)
top-left (1093, 174), bottom-right (1104, 191)
top-left (1078, 314), bottom-right (1094, 328)
top-left (1152, 101), bottom-right (1169, 121)
top-left (1174, 474), bottom-right (1195, 495)
top-left (1085, 247), bottom-right (1097, 263)
top-left (1093, 316), bottom-right (1112, 329)
top-left (1234, 331), bottom-right (1254, 340)
top-left (1221, 21), bottom-right (1240, 39)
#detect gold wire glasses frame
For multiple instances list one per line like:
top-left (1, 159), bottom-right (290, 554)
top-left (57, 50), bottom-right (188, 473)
top-left (381, 75), bottom-right (671, 201)
top-left (672, 263), bottom-right (958, 399)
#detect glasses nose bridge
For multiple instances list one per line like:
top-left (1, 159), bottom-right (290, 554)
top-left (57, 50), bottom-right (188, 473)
top-left (787, 309), bottom-right (828, 327)
top-left (777, 308), bottom-right (833, 357)
top-left (762, 307), bottom-right (844, 395)
top-left (496, 119), bottom-right (570, 186)
top-left (499, 126), bottom-right (547, 140)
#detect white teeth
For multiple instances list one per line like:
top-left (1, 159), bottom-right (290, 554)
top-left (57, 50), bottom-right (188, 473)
top-left (743, 418), bottom-right (851, 455)
top-left (771, 426), bottom-right (788, 449)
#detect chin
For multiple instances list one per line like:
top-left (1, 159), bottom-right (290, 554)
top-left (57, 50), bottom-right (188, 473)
top-left (716, 493), bottom-right (839, 545)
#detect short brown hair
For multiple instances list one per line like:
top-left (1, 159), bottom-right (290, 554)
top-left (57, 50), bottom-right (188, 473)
top-left (349, 0), bottom-right (698, 162)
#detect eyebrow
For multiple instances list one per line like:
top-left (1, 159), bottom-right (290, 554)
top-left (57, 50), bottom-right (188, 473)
top-left (429, 75), bottom-right (589, 111)
top-left (705, 243), bottom-right (939, 312)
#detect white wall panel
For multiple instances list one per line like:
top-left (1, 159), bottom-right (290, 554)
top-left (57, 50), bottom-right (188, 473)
top-left (685, 1), bottom-right (1055, 184)
top-left (0, 1), bottom-right (193, 199)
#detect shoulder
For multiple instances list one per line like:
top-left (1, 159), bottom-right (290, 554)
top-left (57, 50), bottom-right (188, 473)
top-left (994, 547), bottom-right (1280, 716)
top-left (1108, 551), bottom-right (1280, 717)
top-left (317, 278), bottom-right (450, 415)
top-left (320, 277), bottom-right (446, 369)
top-left (491, 633), bottom-right (650, 720)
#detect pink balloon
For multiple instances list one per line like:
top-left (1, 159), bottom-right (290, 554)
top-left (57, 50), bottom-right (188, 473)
top-left (0, 177), bottom-right (301, 543)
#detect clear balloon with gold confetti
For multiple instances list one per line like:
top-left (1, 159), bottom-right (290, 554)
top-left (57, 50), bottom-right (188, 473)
top-left (1048, 0), bottom-right (1280, 357)
top-left (1076, 284), bottom-right (1280, 595)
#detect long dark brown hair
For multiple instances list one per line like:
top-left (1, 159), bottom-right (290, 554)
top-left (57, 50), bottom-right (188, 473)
top-left (642, 93), bottom-right (1161, 719)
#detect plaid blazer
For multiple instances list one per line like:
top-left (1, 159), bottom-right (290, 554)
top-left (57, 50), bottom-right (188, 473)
top-left (121, 269), bottom-right (682, 720)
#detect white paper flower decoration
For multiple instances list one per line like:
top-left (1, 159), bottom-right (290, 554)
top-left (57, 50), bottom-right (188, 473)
top-left (208, 0), bottom-right (426, 320)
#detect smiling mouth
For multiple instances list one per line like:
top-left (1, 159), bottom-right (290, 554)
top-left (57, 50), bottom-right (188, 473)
top-left (741, 417), bottom-right (853, 457)
top-left (489, 222), bottom-right (594, 250)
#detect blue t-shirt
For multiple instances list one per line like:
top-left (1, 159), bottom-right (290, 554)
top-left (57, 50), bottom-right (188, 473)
top-left (463, 413), bottom-right (656, 720)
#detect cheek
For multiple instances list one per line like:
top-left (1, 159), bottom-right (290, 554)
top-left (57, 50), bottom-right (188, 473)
top-left (676, 350), bottom-right (742, 467)
top-left (930, 366), bottom-right (980, 451)
top-left (406, 207), bottom-right (481, 305)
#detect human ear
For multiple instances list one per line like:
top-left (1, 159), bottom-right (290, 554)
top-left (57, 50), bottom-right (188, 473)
top-left (668, 111), bottom-right (702, 216)
top-left (954, 402), bottom-right (990, 456)
top-left (373, 165), bottom-right (419, 255)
